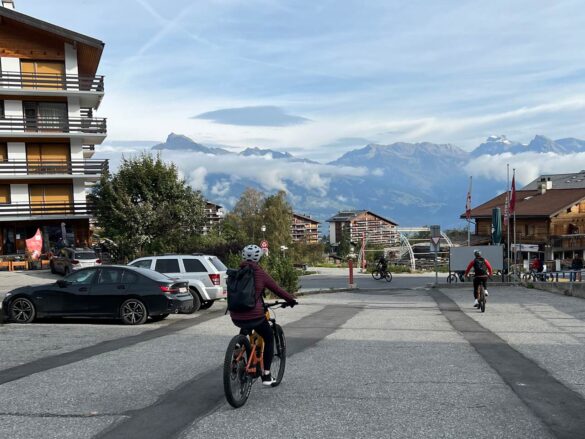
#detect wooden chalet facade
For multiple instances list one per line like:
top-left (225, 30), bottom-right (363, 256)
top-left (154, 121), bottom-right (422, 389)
top-left (327, 210), bottom-right (398, 246)
top-left (464, 176), bottom-right (585, 260)
top-left (0, 3), bottom-right (106, 256)
top-left (291, 213), bottom-right (320, 243)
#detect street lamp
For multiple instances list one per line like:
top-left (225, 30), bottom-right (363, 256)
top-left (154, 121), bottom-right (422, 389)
top-left (202, 225), bottom-right (208, 236)
top-left (261, 225), bottom-right (266, 240)
top-left (280, 245), bottom-right (288, 258)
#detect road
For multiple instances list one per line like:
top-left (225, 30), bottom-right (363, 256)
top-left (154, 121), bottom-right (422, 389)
top-left (2, 274), bottom-right (585, 438)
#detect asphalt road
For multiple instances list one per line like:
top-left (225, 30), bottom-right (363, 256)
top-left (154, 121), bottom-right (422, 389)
top-left (2, 273), bottom-right (585, 438)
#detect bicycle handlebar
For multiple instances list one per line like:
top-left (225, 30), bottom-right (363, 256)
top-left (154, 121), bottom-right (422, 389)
top-left (263, 300), bottom-right (292, 309)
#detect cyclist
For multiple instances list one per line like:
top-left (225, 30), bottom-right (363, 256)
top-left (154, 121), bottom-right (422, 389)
top-left (464, 249), bottom-right (493, 308)
top-left (229, 244), bottom-right (298, 386)
top-left (377, 254), bottom-right (388, 275)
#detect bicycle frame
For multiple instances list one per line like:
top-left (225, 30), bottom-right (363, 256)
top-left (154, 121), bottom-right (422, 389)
top-left (236, 309), bottom-right (274, 377)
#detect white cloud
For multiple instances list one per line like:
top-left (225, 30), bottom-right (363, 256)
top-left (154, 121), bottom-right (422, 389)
top-left (189, 167), bottom-right (208, 192)
top-left (465, 151), bottom-right (585, 186)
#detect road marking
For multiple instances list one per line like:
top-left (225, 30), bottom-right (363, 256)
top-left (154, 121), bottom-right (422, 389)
top-left (94, 305), bottom-right (361, 439)
top-left (0, 311), bottom-right (225, 386)
top-left (432, 289), bottom-right (585, 439)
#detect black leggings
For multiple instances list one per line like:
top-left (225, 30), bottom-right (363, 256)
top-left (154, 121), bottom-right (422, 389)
top-left (232, 319), bottom-right (274, 371)
top-left (473, 277), bottom-right (487, 299)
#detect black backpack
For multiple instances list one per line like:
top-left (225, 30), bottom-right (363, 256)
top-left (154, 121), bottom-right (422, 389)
top-left (474, 257), bottom-right (487, 276)
top-left (226, 266), bottom-right (257, 312)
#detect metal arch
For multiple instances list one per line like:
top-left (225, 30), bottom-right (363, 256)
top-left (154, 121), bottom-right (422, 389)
top-left (440, 232), bottom-right (453, 248)
top-left (399, 233), bottom-right (416, 270)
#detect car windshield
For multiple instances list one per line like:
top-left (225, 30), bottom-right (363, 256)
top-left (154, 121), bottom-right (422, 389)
top-left (75, 252), bottom-right (98, 260)
top-left (208, 256), bottom-right (227, 272)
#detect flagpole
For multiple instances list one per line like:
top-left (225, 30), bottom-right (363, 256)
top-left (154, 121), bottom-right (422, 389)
top-left (507, 164), bottom-right (510, 277)
top-left (467, 176), bottom-right (473, 246)
top-left (513, 168), bottom-right (517, 270)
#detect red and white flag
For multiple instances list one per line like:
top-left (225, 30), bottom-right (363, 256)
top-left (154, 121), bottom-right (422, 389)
top-left (465, 177), bottom-right (472, 221)
top-left (509, 173), bottom-right (516, 214)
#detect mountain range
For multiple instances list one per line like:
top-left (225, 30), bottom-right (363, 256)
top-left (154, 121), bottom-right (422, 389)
top-left (106, 132), bottom-right (585, 229)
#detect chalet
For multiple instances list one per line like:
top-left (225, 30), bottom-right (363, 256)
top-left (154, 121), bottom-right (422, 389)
top-left (0, 2), bottom-right (107, 256)
top-left (291, 212), bottom-right (320, 243)
top-left (327, 210), bottom-right (398, 246)
top-left (463, 174), bottom-right (585, 260)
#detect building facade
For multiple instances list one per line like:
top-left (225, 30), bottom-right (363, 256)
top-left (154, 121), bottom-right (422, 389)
top-left (291, 213), bottom-right (320, 243)
top-left (327, 210), bottom-right (398, 246)
top-left (0, 3), bottom-right (106, 255)
top-left (464, 175), bottom-right (585, 262)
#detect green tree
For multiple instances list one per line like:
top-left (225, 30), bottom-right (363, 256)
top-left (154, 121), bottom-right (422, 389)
top-left (336, 224), bottom-right (351, 258)
top-left (261, 190), bottom-right (293, 251)
top-left (225, 187), bottom-right (265, 243)
top-left (89, 153), bottom-right (206, 260)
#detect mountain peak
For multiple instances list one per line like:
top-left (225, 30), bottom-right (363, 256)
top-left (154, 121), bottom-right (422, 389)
top-left (152, 133), bottom-right (230, 154)
top-left (240, 147), bottom-right (293, 159)
top-left (485, 135), bottom-right (511, 144)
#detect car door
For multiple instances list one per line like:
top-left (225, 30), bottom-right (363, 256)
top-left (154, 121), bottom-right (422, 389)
top-left (154, 258), bottom-right (181, 279)
top-left (88, 267), bottom-right (125, 316)
top-left (40, 268), bottom-right (96, 315)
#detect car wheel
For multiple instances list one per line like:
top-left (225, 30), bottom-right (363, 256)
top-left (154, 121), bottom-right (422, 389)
top-left (9, 297), bottom-right (36, 323)
top-left (199, 300), bottom-right (214, 310)
top-left (150, 313), bottom-right (169, 322)
top-left (186, 288), bottom-right (202, 314)
top-left (120, 299), bottom-right (148, 325)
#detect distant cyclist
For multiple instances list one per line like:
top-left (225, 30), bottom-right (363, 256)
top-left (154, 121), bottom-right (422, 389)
top-left (377, 254), bottom-right (388, 274)
top-left (464, 250), bottom-right (493, 308)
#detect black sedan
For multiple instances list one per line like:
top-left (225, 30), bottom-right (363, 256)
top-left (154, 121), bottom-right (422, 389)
top-left (2, 265), bottom-right (193, 325)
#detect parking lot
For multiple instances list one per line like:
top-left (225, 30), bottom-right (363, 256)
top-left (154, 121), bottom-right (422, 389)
top-left (2, 271), bottom-right (585, 438)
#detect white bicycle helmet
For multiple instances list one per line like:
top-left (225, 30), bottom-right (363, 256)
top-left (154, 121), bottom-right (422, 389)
top-left (241, 244), bottom-right (263, 262)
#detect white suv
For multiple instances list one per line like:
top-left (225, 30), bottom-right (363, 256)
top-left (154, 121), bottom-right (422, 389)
top-left (128, 254), bottom-right (227, 312)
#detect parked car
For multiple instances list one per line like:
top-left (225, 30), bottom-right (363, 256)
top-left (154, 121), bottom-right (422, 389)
top-left (128, 254), bottom-right (227, 312)
top-left (50, 247), bottom-right (101, 275)
top-left (2, 266), bottom-right (192, 325)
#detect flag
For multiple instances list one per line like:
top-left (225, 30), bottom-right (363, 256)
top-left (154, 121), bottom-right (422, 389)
top-left (465, 177), bottom-right (472, 220)
top-left (25, 228), bottom-right (43, 260)
top-left (509, 174), bottom-right (516, 214)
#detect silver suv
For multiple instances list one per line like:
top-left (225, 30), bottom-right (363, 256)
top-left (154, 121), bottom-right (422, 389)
top-left (128, 254), bottom-right (227, 312)
top-left (50, 248), bottom-right (101, 275)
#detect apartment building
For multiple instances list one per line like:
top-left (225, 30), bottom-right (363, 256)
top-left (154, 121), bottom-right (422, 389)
top-left (0, 3), bottom-right (107, 255)
top-left (291, 212), bottom-right (320, 243)
top-left (327, 210), bottom-right (398, 246)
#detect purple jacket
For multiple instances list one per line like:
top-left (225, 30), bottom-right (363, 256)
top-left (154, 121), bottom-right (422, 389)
top-left (229, 261), bottom-right (296, 321)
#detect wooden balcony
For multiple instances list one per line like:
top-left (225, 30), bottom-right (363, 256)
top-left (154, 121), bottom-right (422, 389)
top-left (0, 201), bottom-right (93, 219)
top-left (0, 159), bottom-right (107, 178)
top-left (0, 116), bottom-right (107, 143)
top-left (0, 71), bottom-right (104, 92)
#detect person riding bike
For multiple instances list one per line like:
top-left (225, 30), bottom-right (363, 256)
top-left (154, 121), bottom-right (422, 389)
top-left (377, 254), bottom-right (388, 274)
top-left (464, 250), bottom-right (493, 308)
top-left (229, 244), bottom-right (298, 386)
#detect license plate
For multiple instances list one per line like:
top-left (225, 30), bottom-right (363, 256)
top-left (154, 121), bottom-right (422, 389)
top-left (179, 287), bottom-right (187, 293)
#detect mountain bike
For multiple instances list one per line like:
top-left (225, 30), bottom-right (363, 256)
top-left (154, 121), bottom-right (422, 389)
top-left (371, 266), bottom-right (392, 282)
top-left (223, 301), bottom-right (288, 408)
top-left (477, 283), bottom-right (486, 313)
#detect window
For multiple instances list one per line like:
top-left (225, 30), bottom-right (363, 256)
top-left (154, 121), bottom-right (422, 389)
top-left (208, 256), bottom-right (227, 271)
top-left (183, 258), bottom-right (207, 273)
top-left (129, 259), bottom-right (152, 269)
top-left (154, 259), bottom-right (180, 273)
top-left (20, 60), bottom-right (65, 90)
top-left (66, 269), bottom-right (96, 285)
top-left (74, 251), bottom-right (97, 260)
top-left (98, 268), bottom-right (123, 284)
top-left (0, 143), bottom-right (7, 162)
top-left (122, 270), bottom-right (139, 284)
top-left (0, 185), bottom-right (9, 204)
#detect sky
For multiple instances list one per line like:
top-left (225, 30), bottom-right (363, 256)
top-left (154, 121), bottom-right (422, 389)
top-left (16, 0), bottom-right (585, 162)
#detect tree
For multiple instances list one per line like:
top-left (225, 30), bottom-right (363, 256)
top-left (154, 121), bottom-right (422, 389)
top-left (261, 190), bottom-right (293, 251)
top-left (224, 187), bottom-right (265, 244)
top-left (336, 224), bottom-right (351, 258)
top-left (90, 153), bottom-right (206, 260)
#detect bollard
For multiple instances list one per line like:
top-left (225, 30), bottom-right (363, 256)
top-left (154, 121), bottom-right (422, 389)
top-left (348, 258), bottom-right (355, 288)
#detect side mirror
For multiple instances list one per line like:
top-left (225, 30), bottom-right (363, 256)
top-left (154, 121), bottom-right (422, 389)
top-left (57, 279), bottom-right (69, 288)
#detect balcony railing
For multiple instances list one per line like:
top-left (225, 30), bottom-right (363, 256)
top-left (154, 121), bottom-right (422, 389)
top-left (0, 159), bottom-right (107, 175)
top-left (0, 72), bottom-right (104, 92)
top-left (0, 202), bottom-right (93, 217)
top-left (0, 116), bottom-right (107, 135)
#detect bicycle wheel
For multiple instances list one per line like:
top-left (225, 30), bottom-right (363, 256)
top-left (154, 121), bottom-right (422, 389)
top-left (478, 285), bottom-right (486, 313)
top-left (385, 272), bottom-right (393, 282)
top-left (371, 270), bottom-right (382, 280)
top-left (223, 335), bottom-right (253, 408)
top-left (447, 273), bottom-right (457, 284)
top-left (270, 323), bottom-right (287, 387)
